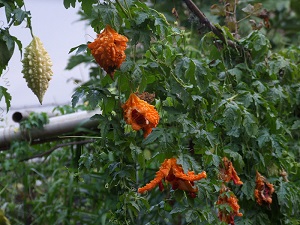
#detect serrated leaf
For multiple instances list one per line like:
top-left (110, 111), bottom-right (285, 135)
top-left (79, 152), bottom-right (94, 170)
top-left (223, 102), bottom-right (241, 137)
top-left (175, 57), bottom-right (190, 79)
top-left (63, 0), bottom-right (76, 9)
top-left (11, 35), bottom-right (22, 58)
top-left (68, 44), bottom-right (87, 55)
top-left (291, 120), bottom-right (300, 130)
top-left (224, 149), bottom-right (245, 169)
top-left (252, 80), bottom-right (266, 93)
top-left (185, 154), bottom-right (202, 172)
top-left (12, 8), bottom-right (27, 25)
top-left (86, 89), bottom-right (101, 109)
top-left (140, 198), bottom-right (150, 211)
top-left (129, 201), bottom-right (140, 215)
top-left (102, 96), bottom-right (115, 115)
top-left (228, 67), bottom-right (243, 81)
top-left (15, 0), bottom-right (24, 7)
top-left (142, 128), bottom-right (164, 145)
top-left (243, 112), bottom-right (258, 137)
top-left (94, 4), bottom-right (120, 30)
top-left (3, 1), bottom-right (13, 23)
top-left (205, 151), bottom-right (220, 167)
top-left (154, 16), bottom-right (168, 37)
top-left (79, 0), bottom-right (96, 16)
top-left (120, 60), bottom-right (134, 73)
top-left (135, 12), bottom-right (148, 25)
top-left (131, 29), bottom-right (152, 50)
top-left (170, 206), bottom-right (186, 214)
top-left (253, 212), bottom-right (270, 224)
top-left (65, 54), bottom-right (93, 70)
top-left (193, 59), bottom-right (209, 91)
top-left (184, 209), bottom-right (194, 223)
top-left (0, 33), bottom-right (14, 74)
top-left (0, 86), bottom-right (11, 112)
top-left (71, 89), bottom-right (85, 107)
top-left (257, 129), bottom-right (270, 148)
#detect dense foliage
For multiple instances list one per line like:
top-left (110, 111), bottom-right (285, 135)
top-left (1, 0), bottom-right (300, 224)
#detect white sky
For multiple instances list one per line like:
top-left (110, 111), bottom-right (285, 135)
top-left (0, 0), bottom-right (94, 127)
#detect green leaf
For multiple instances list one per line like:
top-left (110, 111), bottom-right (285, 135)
top-left (86, 89), bottom-right (101, 109)
top-left (227, 67), bottom-right (243, 82)
top-left (142, 128), bottom-right (164, 145)
top-left (194, 60), bottom-right (210, 92)
top-left (268, 55), bottom-right (289, 79)
top-left (131, 29), bottom-right (152, 50)
top-left (252, 80), bottom-right (266, 93)
top-left (12, 8), bottom-right (28, 25)
top-left (20, 112), bottom-right (49, 130)
top-left (205, 151), bottom-right (220, 167)
top-left (11, 35), bottom-right (22, 58)
top-left (170, 206), bottom-right (186, 214)
top-left (291, 120), bottom-right (300, 130)
top-left (120, 60), bottom-right (134, 73)
top-left (79, 0), bottom-right (96, 16)
top-left (71, 89), bottom-right (85, 107)
top-left (0, 31), bottom-right (15, 74)
top-left (224, 149), bottom-right (245, 169)
top-left (0, 86), bottom-right (11, 112)
top-left (154, 16), bottom-right (168, 37)
top-left (223, 102), bottom-right (241, 137)
top-left (79, 152), bottom-right (94, 170)
top-left (15, 0), bottom-right (24, 7)
top-left (252, 212), bottom-right (270, 224)
top-left (3, 1), bottom-right (13, 23)
top-left (135, 12), bottom-right (148, 25)
top-left (243, 112), bottom-right (258, 137)
top-left (63, 0), bottom-right (76, 9)
top-left (175, 57), bottom-right (190, 79)
top-left (65, 54), bottom-right (93, 70)
top-left (242, 31), bottom-right (270, 61)
top-left (241, 180), bottom-right (255, 200)
top-left (68, 44), bottom-right (87, 55)
top-left (257, 129), bottom-right (270, 148)
top-left (93, 4), bottom-right (120, 30)
top-left (102, 96), bottom-right (115, 115)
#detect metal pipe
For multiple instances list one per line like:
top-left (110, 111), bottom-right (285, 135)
top-left (0, 110), bottom-right (101, 150)
top-left (12, 111), bottom-right (58, 123)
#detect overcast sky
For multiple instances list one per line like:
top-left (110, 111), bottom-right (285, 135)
top-left (0, 0), bottom-right (94, 127)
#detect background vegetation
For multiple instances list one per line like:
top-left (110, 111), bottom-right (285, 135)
top-left (0, 0), bottom-right (300, 224)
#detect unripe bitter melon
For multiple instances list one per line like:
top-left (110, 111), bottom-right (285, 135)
top-left (22, 36), bottom-right (53, 104)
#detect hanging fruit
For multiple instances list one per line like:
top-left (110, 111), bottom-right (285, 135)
top-left (122, 93), bottom-right (160, 138)
top-left (88, 25), bottom-right (128, 79)
top-left (22, 36), bottom-right (53, 104)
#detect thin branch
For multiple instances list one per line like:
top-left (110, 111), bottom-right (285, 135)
top-left (183, 0), bottom-right (240, 50)
top-left (20, 139), bottom-right (94, 162)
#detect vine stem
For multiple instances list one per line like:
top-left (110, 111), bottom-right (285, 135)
top-left (23, 1), bottom-right (34, 38)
